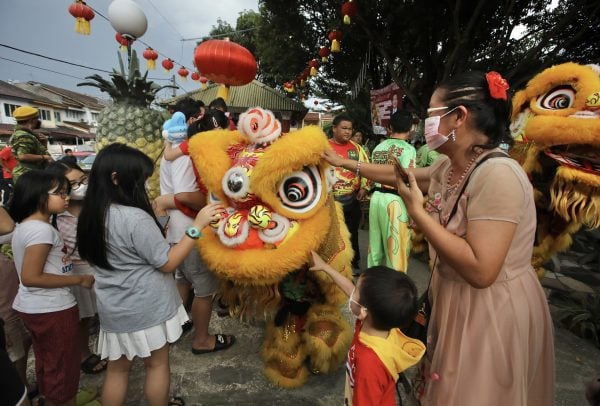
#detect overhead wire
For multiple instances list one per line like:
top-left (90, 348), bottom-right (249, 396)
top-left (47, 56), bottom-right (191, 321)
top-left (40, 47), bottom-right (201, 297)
top-left (0, 43), bottom-right (172, 82)
top-left (0, 56), bottom-right (86, 81)
top-left (88, 4), bottom-right (191, 93)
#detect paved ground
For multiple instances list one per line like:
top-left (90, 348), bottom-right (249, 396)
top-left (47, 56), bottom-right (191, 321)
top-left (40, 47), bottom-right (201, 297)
top-left (34, 228), bottom-right (600, 405)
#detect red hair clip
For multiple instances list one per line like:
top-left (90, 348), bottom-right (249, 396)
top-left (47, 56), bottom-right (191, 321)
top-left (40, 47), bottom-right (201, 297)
top-left (485, 71), bottom-right (509, 100)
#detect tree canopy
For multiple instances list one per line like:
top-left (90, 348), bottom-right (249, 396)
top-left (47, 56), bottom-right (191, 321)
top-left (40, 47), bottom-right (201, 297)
top-left (209, 0), bottom-right (599, 128)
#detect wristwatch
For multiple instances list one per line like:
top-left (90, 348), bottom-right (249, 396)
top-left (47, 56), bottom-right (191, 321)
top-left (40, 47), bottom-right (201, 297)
top-left (185, 226), bottom-right (202, 240)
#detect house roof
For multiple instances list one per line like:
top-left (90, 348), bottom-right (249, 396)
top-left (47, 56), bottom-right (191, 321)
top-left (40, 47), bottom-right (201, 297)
top-left (19, 82), bottom-right (107, 110)
top-left (0, 80), bottom-right (60, 107)
top-left (0, 123), bottom-right (94, 140)
top-left (162, 80), bottom-right (308, 117)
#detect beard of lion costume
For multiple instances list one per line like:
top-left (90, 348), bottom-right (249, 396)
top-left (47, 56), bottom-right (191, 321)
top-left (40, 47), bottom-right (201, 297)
top-left (187, 107), bottom-right (353, 388)
top-left (510, 62), bottom-right (600, 276)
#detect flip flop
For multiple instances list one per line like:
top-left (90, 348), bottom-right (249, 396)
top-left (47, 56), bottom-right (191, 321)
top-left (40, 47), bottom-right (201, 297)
top-left (191, 334), bottom-right (235, 354)
top-left (80, 354), bottom-right (108, 374)
top-left (168, 396), bottom-right (185, 406)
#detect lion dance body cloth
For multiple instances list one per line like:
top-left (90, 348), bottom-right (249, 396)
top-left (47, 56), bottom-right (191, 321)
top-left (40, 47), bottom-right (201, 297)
top-left (510, 62), bottom-right (600, 275)
top-left (188, 107), bottom-right (354, 387)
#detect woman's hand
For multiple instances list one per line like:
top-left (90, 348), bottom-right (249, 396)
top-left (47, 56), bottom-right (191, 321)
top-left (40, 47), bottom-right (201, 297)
top-left (322, 149), bottom-right (346, 168)
top-left (193, 203), bottom-right (225, 230)
top-left (396, 166), bottom-right (425, 217)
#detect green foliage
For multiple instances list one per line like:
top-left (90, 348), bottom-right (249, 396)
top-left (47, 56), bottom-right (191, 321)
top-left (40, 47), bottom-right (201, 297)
top-left (250, 0), bottom-right (599, 114)
top-left (77, 50), bottom-right (175, 107)
top-left (552, 291), bottom-right (600, 348)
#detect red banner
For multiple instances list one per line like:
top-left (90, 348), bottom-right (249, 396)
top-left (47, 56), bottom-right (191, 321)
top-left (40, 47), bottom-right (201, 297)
top-left (370, 82), bottom-right (404, 134)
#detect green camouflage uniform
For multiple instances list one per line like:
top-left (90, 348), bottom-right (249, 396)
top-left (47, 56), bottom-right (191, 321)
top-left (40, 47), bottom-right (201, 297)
top-left (9, 127), bottom-right (49, 183)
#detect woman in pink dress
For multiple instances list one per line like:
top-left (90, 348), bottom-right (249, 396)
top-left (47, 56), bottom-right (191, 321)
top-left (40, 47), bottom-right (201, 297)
top-left (324, 71), bottom-right (554, 405)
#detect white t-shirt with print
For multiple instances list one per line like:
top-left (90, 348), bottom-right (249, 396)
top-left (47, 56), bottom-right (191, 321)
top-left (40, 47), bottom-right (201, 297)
top-left (159, 154), bottom-right (199, 243)
top-left (12, 220), bottom-right (76, 314)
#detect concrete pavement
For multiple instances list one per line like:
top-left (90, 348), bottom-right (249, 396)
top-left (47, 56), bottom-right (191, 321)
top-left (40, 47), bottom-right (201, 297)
top-left (57, 228), bottom-right (600, 404)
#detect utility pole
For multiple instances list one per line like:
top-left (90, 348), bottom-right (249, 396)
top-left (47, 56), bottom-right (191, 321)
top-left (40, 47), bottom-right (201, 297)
top-left (171, 75), bottom-right (177, 98)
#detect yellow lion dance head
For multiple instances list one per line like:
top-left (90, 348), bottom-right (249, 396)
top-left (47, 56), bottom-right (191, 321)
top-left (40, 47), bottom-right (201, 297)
top-left (188, 107), bottom-right (353, 387)
top-left (510, 62), bottom-right (600, 268)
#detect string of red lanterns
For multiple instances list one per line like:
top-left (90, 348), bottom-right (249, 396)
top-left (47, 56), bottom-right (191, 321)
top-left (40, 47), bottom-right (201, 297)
top-left (282, 1), bottom-right (359, 100)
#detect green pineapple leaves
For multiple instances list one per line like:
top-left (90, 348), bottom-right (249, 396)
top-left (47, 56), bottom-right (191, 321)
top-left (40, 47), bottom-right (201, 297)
top-left (78, 50), bottom-right (176, 107)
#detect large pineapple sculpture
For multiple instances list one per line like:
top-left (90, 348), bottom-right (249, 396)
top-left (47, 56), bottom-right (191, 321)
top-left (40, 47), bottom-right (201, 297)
top-left (78, 51), bottom-right (171, 199)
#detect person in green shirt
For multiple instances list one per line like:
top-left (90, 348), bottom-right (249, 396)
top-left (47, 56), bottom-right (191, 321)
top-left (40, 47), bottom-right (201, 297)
top-left (415, 143), bottom-right (441, 168)
top-left (368, 110), bottom-right (416, 272)
top-left (9, 106), bottom-right (53, 183)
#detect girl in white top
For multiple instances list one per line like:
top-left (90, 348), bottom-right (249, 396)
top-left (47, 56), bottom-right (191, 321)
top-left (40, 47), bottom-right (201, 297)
top-left (77, 143), bottom-right (224, 406)
top-left (9, 170), bottom-right (94, 405)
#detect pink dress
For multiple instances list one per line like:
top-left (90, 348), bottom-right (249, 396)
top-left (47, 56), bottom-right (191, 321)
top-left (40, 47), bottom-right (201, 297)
top-left (420, 151), bottom-right (555, 405)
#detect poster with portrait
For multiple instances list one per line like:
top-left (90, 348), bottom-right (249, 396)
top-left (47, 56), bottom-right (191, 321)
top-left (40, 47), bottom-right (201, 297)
top-left (370, 82), bottom-right (404, 135)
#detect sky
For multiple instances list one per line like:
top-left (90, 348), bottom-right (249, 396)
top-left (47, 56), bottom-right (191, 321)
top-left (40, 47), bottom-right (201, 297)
top-left (0, 0), bottom-right (260, 102)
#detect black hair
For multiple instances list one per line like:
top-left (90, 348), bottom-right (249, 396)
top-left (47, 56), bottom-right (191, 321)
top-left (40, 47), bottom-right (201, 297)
top-left (9, 170), bottom-right (70, 223)
top-left (187, 109), bottom-right (229, 137)
top-left (359, 266), bottom-right (418, 331)
top-left (77, 143), bottom-right (160, 269)
top-left (389, 110), bottom-right (413, 133)
top-left (46, 160), bottom-right (85, 176)
top-left (64, 148), bottom-right (73, 154)
top-left (332, 113), bottom-right (353, 127)
top-left (173, 97), bottom-right (202, 121)
top-left (437, 71), bottom-right (513, 149)
top-left (208, 97), bottom-right (228, 112)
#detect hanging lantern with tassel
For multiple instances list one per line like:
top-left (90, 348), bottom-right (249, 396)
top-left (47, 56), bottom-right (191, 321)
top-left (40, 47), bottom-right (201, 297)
top-left (283, 82), bottom-right (295, 93)
top-left (69, 0), bottom-right (95, 35)
top-left (341, 1), bottom-right (358, 25)
top-left (309, 59), bottom-right (319, 77)
top-left (199, 76), bottom-right (209, 90)
top-left (328, 29), bottom-right (343, 53)
top-left (191, 72), bottom-right (200, 82)
top-left (194, 39), bottom-right (257, 100)
top-left (318, 46), bottom-right (330, 63)
top-left (162, 58), bottom-right (174, 74)
top-left (115, 33), bottom-right (131, 52)
top-left (142, 47), bottom-right (158, 70)
top-left (178, 67), bottom-right (189, 81)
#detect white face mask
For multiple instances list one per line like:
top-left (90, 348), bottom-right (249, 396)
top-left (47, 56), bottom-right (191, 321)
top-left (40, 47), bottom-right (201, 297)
top-left (348, 287), bottom-right (365, 318)
top-left (69, 184), bottom-right (87, 200)
top-left (424, 107), bottom-right (458, 150)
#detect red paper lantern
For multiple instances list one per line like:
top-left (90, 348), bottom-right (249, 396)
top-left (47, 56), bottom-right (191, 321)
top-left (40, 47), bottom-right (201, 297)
top-left (283, 82), bottom-right (295, 93)
top-left (115, 33), bottom-right (132, 52)
top-left (318, 46), bottom-right (330, 62)
top-left (191, 72), bottom-right (200, 81)
top-left (69, 0), bottom-right (95, 35)
top-left (341, 1), bottom-right (358, 25)
top-left (162, 59), bottom-right (174, 74)
top-left (328, 30), bottom-right (343, 53)
top-left (309, 59), bottom-right (319, 76)
top-left (193, 39), bottom-right (257, 100)
top-left (142, 47), bottom-right (158, 70)
top-left (178, 67), bottom-right (189, 81)
top-left (199, 76), bottom-right (209, 90)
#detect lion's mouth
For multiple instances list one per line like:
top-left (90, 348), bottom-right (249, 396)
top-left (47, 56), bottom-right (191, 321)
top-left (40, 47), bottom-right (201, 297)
top-left (545, 145), bottom-right (600, 174)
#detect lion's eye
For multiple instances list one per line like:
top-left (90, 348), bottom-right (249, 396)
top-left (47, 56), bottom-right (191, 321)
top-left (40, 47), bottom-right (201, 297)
top-left (222, 167), bottom-right (250, 199)
top-left (277, 166), bottom-right (321, 213)
top-left (538, 86), bottom-right (575, 110)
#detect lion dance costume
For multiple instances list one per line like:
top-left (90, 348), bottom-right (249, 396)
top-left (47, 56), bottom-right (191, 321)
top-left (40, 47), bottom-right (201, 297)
top-left (510, 62), bottom-right (600, 276)
top-left (188, 107), bottom-right (353, 387)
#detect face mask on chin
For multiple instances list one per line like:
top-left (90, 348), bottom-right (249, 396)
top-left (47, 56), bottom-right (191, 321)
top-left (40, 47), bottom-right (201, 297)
top-left (424, 107), bottom-right (458, 150)
top-left (69, 184), bottom-right (87, 200)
